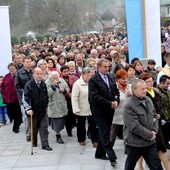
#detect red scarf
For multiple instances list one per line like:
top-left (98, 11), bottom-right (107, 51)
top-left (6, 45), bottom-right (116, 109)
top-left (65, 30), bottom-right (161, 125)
top-left (118, 82), bottom-right (127, 92)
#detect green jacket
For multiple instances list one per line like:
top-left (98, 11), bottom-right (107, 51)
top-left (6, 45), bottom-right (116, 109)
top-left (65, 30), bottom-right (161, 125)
top-left (157, 86), bottom-right (170, 121)
top-left (0, 93), bottom-right (6, 107)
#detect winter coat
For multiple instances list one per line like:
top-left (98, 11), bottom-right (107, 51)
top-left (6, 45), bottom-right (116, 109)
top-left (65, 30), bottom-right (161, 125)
top-left (156, 86), bottom-right (170, 121)
top-left (1, 73), bottom-right (19, 104)
top-left (112, 87), bottom-right (128, 125)
top-left (0, 94), bottom-right (6, 107)
top-left (15, 67), bottom-right (33, 104)
top-left (71, 76), bottom-right (91, 116)
top-left (123, 94), bottom-right (158, 147)
top-left (88, 72), bottom-right (119, 116)
top-left (22, 78), bottom-right (48, 120)
top-left (46, 78), bottom-right (69, 118)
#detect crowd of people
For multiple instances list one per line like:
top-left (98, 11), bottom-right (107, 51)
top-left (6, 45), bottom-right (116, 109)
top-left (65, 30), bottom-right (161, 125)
top-left (0, 28), bottom-right (170, 169)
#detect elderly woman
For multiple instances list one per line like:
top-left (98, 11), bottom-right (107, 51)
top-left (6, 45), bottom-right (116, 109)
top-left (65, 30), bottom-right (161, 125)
top-left (1, 63), bottom-right (22, 133)
top-left (110, 70), bottom-right (132, 147)
top-left (37, 59), bottom-right (49, 81)
top-left (67, 61), bottom-right (80, 77)
top-left (71, 67), bottom-right (98, 147)
top-left (46, 71), bottom-right (69, 144)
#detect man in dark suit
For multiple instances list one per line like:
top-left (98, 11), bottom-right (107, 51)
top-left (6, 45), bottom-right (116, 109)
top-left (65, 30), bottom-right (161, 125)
top-left (88, 58), bottom-right (119, 167)
top-left (22, 67), bottom-right (52, 151)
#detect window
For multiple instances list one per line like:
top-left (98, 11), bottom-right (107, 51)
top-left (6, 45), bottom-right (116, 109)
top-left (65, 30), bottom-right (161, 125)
top-left (167, 6), bottom-right (170, 15)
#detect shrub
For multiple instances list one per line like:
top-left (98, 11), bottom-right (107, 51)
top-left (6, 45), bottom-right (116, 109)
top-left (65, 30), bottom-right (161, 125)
top-left (11, 36), bottom-right (19, 46)
top-left (35, 35), bottom-right (43, 43)
top-left (43, 33), bottom-right (51, 40)
top-left (20, 36), bottom-right (28, 43)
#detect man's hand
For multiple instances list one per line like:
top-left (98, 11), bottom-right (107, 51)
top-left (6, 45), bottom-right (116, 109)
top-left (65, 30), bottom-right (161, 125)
top-left (27, 110), bottom-right (33, 116)
top-left (111, 101), bottom-right (118, 109)
top-left (150, 131), bottom-right (156, 141)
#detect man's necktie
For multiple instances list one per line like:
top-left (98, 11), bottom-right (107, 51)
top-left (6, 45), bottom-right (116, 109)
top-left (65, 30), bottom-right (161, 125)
top-left (103, 75), bottom-right (109, 88)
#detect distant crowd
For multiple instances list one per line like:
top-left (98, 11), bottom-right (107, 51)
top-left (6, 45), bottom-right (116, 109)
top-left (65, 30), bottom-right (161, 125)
top-left (0, 26), bottom-right (170, 169)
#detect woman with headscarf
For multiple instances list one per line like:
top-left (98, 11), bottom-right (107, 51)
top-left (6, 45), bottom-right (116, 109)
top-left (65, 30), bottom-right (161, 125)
top-left (46, 71), bottom-right (69, 144)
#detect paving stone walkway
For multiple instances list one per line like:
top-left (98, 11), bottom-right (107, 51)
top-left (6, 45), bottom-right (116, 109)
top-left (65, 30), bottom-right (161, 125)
top-left (0, 123), bottom-right (169, 170)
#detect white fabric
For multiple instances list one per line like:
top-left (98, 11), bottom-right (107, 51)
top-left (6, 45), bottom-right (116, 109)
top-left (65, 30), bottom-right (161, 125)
top-left (71, 76), bottom-right (91, 116)
top-left (145, 0), bottom-right (162, 67)
top-left (0, 7), bottom-right (12, 76)
top-left (156, 65), bottom-right (170, 90)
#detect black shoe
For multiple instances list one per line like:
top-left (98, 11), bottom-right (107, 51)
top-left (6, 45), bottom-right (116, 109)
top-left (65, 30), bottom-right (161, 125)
top-left (42, 145), bottom-right (52, 151)
top-left (33, 144), bottom-right (37, 147)
top-left (111, 160), bottom-right (117, 167)
top-left (56, 135), bottom-right (64, 144)
top-left (14, 129), bottom-right (19, 133)
top-left (95, 156), bottom-right (109, 160)
top-left (26, 136), bottom-right (31, 142)
top-left (68, 133), bottom-right (73, 137)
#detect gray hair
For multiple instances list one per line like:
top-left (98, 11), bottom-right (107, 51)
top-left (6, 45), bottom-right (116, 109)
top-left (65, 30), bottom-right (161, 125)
top-left (97, 58), bottom-right (109, 68)
top-left (90, 49), bottom-right (97, 55)
top-left (75, 53), bottom-right (85, 61)
top-left (66, 61), bottom-right (75, 66)
top-left (33, 67), bottom-right (42, 74)
top-left (49, 71), bottom-right (59, 79)
top-left (82, 67), bottom-right (91, 75)
top-left (131, 79), bottom-right (145, 92)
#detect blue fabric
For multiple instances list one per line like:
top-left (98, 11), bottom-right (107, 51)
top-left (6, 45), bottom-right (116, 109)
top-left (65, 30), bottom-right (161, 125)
top-left (125, 0), bottom-right (144, 62)
top-left (0, 106), bottom-right (8, 124)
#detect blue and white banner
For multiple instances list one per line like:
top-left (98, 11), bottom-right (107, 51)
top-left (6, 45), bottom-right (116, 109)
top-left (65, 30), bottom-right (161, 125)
top-left (125, 0), bottom-right (144, 61)
top-left (125, 0), bottom-right (161, 66)
top-left (145, 0), bottom-right (161, 66)
top-left (0, 6), bottom-right (12, 76)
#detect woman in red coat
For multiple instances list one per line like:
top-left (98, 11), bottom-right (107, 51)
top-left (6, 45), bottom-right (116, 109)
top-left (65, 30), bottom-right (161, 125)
top-left (1, 63), bottom-right (22, 133)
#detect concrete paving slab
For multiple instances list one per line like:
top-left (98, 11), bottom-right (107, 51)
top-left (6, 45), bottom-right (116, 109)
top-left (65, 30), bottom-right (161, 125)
top-left (14, 154), bottom-right (60, 167)
top-left (0, 123), bottom-right (169, 170)
top-left (0, 155), bottom-right (20, 169)
top-left (12, 166), bottom-right (58, 170)
top-left (81, 164), bottom-right (105, 170)
top-left (57, 165), bottom-right (81, 170)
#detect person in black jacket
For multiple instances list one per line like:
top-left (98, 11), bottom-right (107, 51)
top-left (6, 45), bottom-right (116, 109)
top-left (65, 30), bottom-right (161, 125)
top-left (88, 58), bottom-right (119, 167)
top-left (22, 67), bottom-right (52, 151)
top-left (15, 56), bottom-right (33, 141)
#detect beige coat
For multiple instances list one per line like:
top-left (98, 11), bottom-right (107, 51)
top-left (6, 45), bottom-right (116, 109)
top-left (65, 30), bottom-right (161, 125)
top-left (45, 78), bottom-right (69, 118)
top-left (71, 76), bottom-right (91, 116)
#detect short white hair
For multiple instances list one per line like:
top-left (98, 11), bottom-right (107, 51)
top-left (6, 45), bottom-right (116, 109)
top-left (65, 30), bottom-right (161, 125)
top-left (66, 61), bottom-right (75, 66)
top-left (49, 71), bottom-right (59, 79)
top-left (90, 49), bottom-right (97, 55)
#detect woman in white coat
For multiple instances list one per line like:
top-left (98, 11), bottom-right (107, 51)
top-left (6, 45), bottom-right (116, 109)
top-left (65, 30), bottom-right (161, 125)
top-left (110, 70), bottom-right (132, 147)
top-left (71, 67), bottom-right (98, 147)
